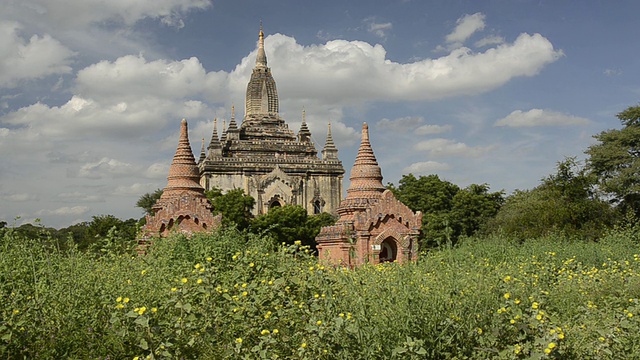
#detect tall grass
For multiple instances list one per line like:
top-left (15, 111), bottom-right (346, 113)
top-left (1, 227), bottom-right (640, 358)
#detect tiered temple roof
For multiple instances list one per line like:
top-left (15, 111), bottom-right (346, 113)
top-left (140, 119), bottom-right (221, 240)
top-left (316, 123), bottom-right (422, 266)
top-left (199, 26), bottom-right (344, 216)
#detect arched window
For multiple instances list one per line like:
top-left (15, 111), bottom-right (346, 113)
top-left (313, 200), bottom-right (322, 214)
top-left (379, 238), bottom-right (397, 263)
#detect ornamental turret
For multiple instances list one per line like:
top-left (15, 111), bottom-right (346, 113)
top-left (322, 123), bottom-right (339, 160)
top-left (207, 118), bottom-right (222, 157)
top-left (298, 109), bottom-right (312, 143)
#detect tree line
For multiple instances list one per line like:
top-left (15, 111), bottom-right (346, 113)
top-left (4, 105), bottom-right (639, 251)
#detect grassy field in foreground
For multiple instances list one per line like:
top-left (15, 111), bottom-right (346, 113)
top-left (2, 227), bottom-right (640, 359)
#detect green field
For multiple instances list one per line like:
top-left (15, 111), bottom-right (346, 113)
top-left (2, 227), bottom-right (640, 359)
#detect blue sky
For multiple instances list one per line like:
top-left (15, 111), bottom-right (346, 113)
top-left (1, 0), bottom-right (639, 228)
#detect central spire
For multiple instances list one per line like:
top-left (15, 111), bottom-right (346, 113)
top-left (256, 22), bottom-right (267, 68)
top-left (245, 23), bottom-right (279, 117)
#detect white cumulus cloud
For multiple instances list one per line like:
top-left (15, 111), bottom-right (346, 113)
top-left (415, 124), bottom-right (452, 135)
top-left (475, 35), bottom-right (505, 48)
top-left (0, 21), bottom-right (74, 88)
top-left (257, 32), bottom-right (562, 104)
top-left (1, 0), bottom-right (211, 30)
top-left (37, 206), bottom-right (90, 217)
top-left (446, 13), bottom-right (486, 45)
top-left (77, 157), bottom-right (136, 179)
top-left (403, 161), bottom-right (451, 174)
top-left (3, 193), bottom-right (38, 202)
top-left (495, 109), bottom-right (590, 127)
top-left (414, 138), bottom-right (495, 157)
top-left (376, 116), bottom-right (425, 132)
top-left (364, 17), bottom-right (393, 40)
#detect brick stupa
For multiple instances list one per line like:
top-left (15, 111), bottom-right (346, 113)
top-left (139, 119), bottom-right (221, 243)
top-left (316, 123), bottom-right (422, 266)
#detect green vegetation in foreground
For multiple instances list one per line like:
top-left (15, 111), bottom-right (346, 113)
top-left (2, 227), bottom-right (640, 359)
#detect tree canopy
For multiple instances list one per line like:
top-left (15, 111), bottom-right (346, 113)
top-left (388, 174), bottom-right (503, 247)
top-left (250, 205), bottom-right (336, 250)
top-left (486, 158), bottom-right (617, 240)
top-left (136, 189), bottom-right (163, 215)
top-left (206, 188), bottom-right (255, 230)
top-left (586, 105), bottom-right (640, 216)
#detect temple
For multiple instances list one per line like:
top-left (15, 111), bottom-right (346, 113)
top-left (316, 123), bottom-right (422, 266)
top-left (198, 27), bottom-right (345, 216)
top-left (139, 119), bottom-right (222, 241)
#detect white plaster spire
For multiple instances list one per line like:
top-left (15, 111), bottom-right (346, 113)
top-left (256, 22), bottom-right (267, 68)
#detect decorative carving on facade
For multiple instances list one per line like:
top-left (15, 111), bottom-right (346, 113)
top-left (199, 27), bottom-right (344, 216)
top-left (316, 123), bottom-right (422, 267)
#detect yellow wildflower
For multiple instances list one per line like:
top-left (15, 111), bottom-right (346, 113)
top-left (181, 278), bottom-right (188, 284)
top-left (235, 338), bottom-right (243, 344)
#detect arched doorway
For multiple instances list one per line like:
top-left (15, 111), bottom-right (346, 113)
top-left (378, 238), bottom-right (397, 263)
top-left (269, 199), bottom-right (282, 209)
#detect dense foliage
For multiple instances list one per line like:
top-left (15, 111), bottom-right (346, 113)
top-left (250, 205), bottom-right (336, 250)
top-left (136, 189), bottom-right (164, 215)
top-left (4, 216), bottom-right (138, 253)
top-left (586, 105), bottom-right (640, 216)
top-left (388, 174), bottom-right (504, 247)
top-left (486, 158), bottom-right (617, 240)
top-left (2, 227), bottom-right (640, 359)
top-left (206, 188), bottom-right (256, 231)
